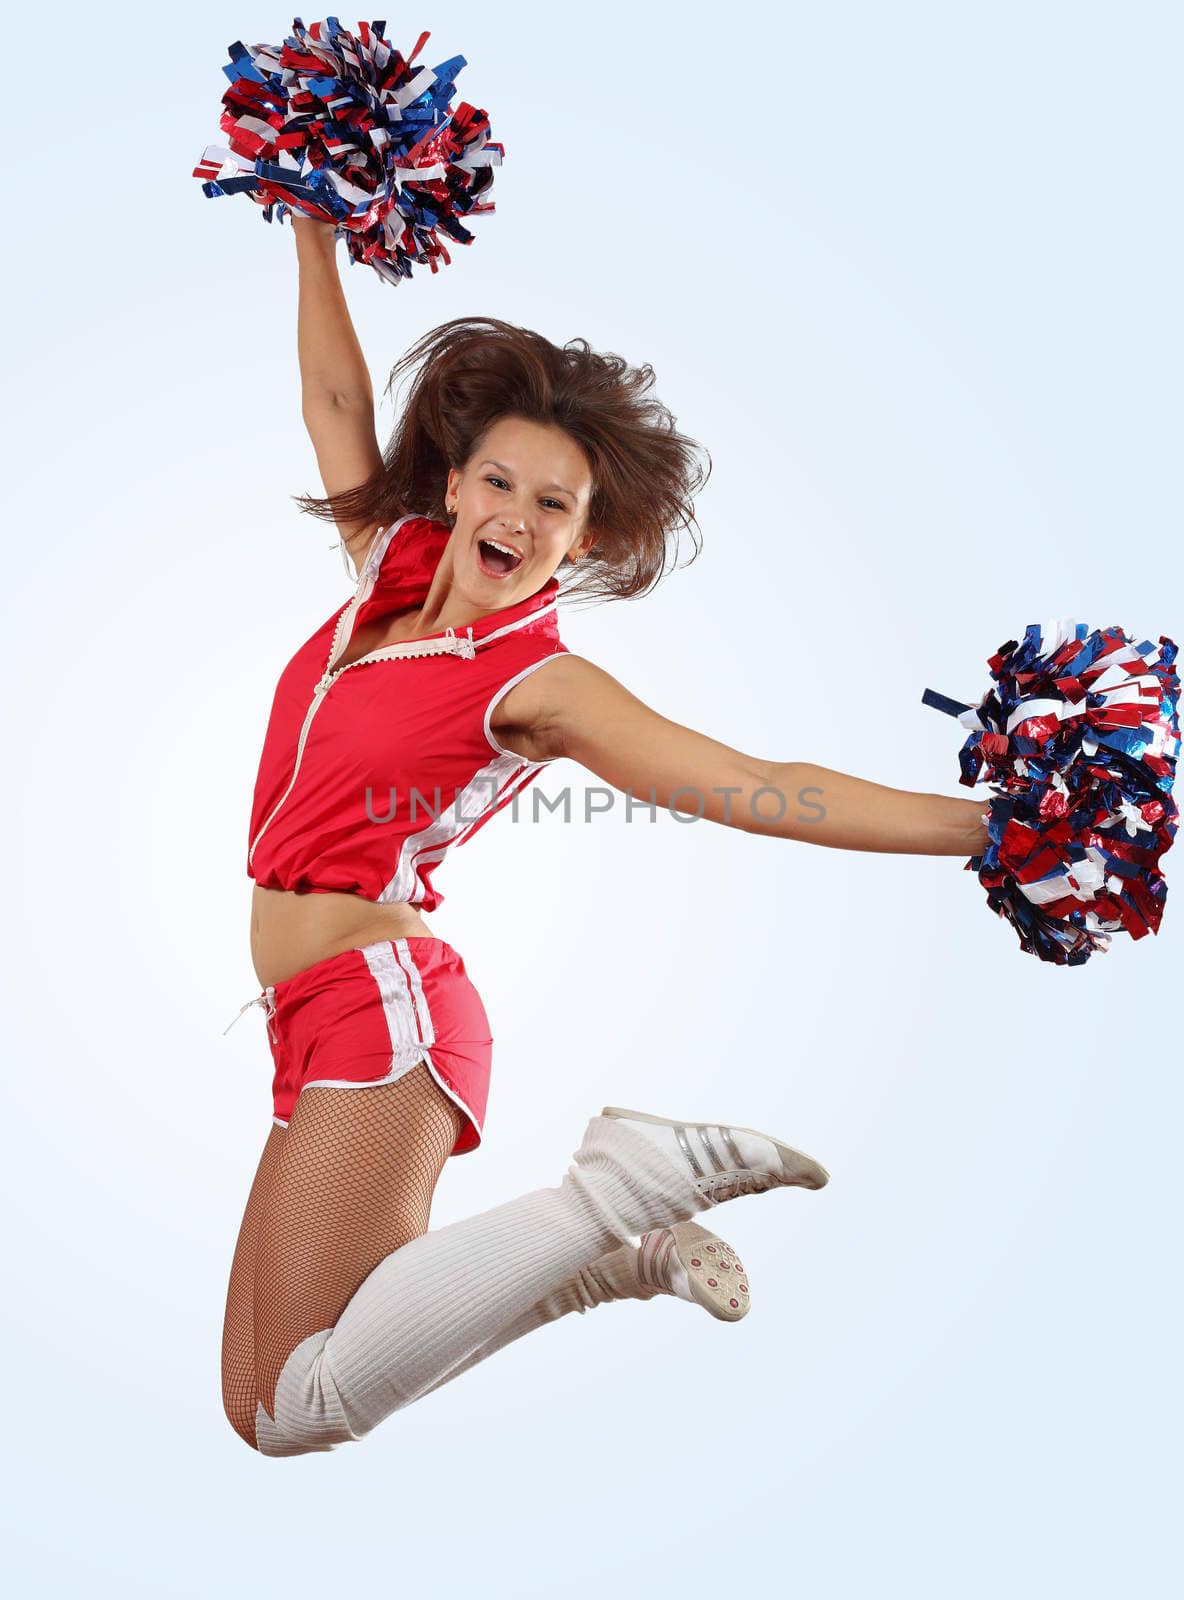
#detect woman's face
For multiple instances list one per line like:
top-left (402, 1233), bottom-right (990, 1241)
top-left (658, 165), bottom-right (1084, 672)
top-left (445, 415), bottom-right (596, 609)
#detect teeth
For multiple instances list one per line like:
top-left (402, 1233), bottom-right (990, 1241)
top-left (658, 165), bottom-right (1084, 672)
top-left (483, 538), bottom-right (522, 562)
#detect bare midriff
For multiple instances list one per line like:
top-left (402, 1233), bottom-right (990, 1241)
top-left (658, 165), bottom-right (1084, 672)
top-left (250, 884), bottom-right (438, 990)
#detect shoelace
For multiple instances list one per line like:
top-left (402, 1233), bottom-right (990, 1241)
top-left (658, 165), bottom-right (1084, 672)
top-left (223, 987), bottom-right (278, 1044)
top-left (669, 1121), bottom-right (779, 1203)
top-left (697, 1170), bottom-right (779, 1204)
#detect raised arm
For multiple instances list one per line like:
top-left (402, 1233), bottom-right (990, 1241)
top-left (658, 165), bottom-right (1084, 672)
top-left (493, 653), bottom-right (990, 857)
top-left (293, 217), bottom-right (384, 573)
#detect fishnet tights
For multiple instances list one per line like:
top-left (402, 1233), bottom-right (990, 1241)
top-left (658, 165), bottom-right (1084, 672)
top-left (221, 1061), bottom-right (464, 1450)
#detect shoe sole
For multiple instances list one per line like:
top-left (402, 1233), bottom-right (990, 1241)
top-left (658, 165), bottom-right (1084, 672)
top-left (670, 1220), bottom-right (751, 1322)
top-left (601, 1105), bottom-right (830, 1190)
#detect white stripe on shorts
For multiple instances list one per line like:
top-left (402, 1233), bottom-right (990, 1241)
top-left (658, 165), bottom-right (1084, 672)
top-left (276, 940), bottom-right (482, 1143)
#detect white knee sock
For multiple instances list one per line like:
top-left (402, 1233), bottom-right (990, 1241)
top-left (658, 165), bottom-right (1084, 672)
top-left (255, 1113), bottom-right (706, 1455)
top-left (409, 1237), bottom-right (663, 1408)
top-left (254, 1243), bottom-right (655, 1457)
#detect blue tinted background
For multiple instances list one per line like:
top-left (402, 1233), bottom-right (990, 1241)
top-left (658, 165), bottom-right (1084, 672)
top-left (3, 1), bottom-right (1180, 1594)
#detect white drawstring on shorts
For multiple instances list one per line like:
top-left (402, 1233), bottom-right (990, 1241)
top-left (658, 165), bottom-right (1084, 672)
top-left (223, 986), bottom-right (278, 1044)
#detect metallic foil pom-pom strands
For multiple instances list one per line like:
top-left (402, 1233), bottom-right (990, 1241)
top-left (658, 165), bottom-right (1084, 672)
top-left (923, 618), bottom-right (1179, 966)
top-left (192, 17), bottom-right (504, 284)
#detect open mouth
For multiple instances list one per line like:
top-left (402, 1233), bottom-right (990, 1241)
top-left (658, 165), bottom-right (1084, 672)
top-left (476, 537), bottom-right (525, 579)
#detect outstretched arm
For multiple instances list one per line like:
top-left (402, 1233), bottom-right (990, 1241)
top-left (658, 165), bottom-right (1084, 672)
top-left (502, 654), bottom-right (989, 857)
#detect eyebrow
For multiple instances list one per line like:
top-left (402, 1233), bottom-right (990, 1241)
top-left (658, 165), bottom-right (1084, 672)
top-left (479, 459), bottom-right (576, 499)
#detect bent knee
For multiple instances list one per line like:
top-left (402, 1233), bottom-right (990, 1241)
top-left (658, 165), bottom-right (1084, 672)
top-left (257, 1330), bottom-right (361, 1455)
top-left (223, 1393), bottom-right (338, 1457)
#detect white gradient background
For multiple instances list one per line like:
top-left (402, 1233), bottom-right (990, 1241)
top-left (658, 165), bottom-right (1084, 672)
top-left (3, 1), bottom-right (1180, 1594)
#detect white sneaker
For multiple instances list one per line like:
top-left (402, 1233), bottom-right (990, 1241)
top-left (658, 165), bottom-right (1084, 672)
top-left (601, 1105), bottom-right (830, 1205)
top-left (637, 1221), bottom-right (752, 1322)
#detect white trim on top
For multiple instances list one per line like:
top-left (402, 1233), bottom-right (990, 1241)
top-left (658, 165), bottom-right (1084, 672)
top-left (336, 512), bottom-right (424, 586)
top-left (483, 653), bottom-right (569, 764)
top-left (358, 513), bottom-right (422, 586)
top-left (475, 598), bottom-right (561, 647)
top-left (376, 748), bottom-right (529, 905)
top-left (341, 516), bottom-right (562, 656)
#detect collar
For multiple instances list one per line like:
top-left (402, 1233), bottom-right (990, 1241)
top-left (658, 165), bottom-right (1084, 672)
top-left (356, 514), bottom-right (562, 647)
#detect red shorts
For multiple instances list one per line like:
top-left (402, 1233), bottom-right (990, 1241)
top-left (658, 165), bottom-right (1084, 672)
top-left (232, 938), bottom-right (492, 1158)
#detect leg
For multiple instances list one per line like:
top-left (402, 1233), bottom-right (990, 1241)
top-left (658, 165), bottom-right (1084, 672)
top-left (253, 1062), bottom-right (465, 1434)
top-left (220, 1092), bottom-right (527, 1450)
top-left (255, 1095), bottom-right (708, 1455)
top-left (410, 1222), bottom-right (754, 1405)
top-left (221, 1123), bottom-right (286, 1449)
top-left (224, 1075), bottom-right (684, 1452)
top-left (408, 1242), bottom-right (660, 1405)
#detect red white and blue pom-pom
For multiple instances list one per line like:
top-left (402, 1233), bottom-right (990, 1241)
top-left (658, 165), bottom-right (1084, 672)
top-left (923, 619), bottom-right (1179, 966)
top-left (192, 17), bottom-right (503, 284)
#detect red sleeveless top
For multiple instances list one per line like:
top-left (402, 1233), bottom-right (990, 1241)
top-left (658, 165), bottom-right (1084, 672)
top-left (246, 513), bottom-right (568, 910)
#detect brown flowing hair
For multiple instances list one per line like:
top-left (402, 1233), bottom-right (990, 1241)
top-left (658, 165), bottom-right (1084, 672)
top-left (292, 316), bottom-right (711, 605)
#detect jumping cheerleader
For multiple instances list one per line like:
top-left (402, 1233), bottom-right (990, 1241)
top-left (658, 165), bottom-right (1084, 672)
top-left (220, 214), bottom-right (989, 1455)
